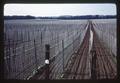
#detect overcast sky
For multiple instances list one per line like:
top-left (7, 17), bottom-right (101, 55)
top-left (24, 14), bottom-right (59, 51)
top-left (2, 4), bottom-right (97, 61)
top-left (4, 4), bottom-right (116, 16)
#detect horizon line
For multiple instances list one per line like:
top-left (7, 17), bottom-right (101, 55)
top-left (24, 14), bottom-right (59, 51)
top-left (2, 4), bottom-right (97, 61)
top-left (4, 14), bottom-right (116, 17)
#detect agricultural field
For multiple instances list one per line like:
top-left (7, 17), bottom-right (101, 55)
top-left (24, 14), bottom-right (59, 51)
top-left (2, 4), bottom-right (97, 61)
top-left (4, 19), bottom-right (88, 79)
top-left (4, 19), bottom-right (116, 79)
top-left (93, 19), bottom-right (116, 57)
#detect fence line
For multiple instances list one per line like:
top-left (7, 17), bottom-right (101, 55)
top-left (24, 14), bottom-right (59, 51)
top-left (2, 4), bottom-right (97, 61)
top-left (4, 20), bottom-right (88, 79)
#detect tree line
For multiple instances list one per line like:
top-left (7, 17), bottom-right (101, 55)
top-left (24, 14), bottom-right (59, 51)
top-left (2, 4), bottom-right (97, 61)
top-left (4, 15), bottom-right (116, 20)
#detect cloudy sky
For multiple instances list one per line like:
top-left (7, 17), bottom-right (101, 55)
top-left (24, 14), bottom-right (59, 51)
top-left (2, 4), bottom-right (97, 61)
top-left (4, 4), bottom-right (116, 16)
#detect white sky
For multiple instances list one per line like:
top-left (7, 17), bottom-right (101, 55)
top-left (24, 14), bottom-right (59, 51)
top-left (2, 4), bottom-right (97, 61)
top-left (4, 4), bottom-right (116, 16)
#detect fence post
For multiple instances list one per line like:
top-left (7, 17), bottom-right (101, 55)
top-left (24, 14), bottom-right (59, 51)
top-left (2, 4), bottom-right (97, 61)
top-left (45, 44), bottom-right (50, 80)
top-left (41, 32), bottom-right (42, 44)
top-left (34, 39), bottom-right (38, 71)
top-left (8, 39), bottom-right (11, 76)
top-left (62, 40), bottom-right (64, 73)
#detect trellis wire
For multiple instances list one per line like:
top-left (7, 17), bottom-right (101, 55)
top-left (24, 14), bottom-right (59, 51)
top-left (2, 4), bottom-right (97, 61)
top-left (4, 20), bottom-right (87, 79)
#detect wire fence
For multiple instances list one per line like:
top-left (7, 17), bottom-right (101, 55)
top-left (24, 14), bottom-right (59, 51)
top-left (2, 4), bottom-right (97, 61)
top-left (4, 20), bottom-right (88, 79)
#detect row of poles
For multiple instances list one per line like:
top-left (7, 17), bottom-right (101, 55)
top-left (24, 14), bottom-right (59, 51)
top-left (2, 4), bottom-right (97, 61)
top-left (44, 21), bottom-right (96, 80)
top-left (4, 21), bottom-right (87, 79)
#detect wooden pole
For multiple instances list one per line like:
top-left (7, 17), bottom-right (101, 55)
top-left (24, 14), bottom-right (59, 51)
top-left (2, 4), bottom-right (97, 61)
top-left (45, 44), bottom-right (50, 80)
top-left (34, 39), bottom-right (38, 71)
top-left (62, 40), bottom-right (64, 73)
